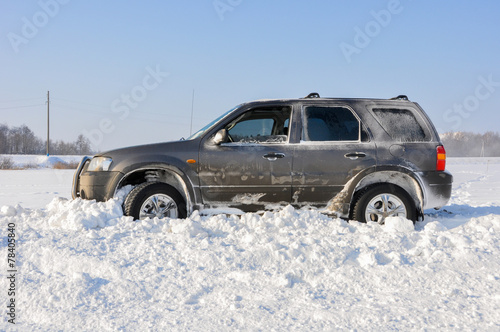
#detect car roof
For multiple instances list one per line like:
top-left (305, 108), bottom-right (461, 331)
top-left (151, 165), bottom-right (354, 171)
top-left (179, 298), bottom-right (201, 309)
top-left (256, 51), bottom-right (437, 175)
top-left (242, 93), bottom-right (412, 107)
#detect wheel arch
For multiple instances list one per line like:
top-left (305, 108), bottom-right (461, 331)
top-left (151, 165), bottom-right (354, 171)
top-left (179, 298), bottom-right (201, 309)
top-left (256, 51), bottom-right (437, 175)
top-left (114, 164), bottom-right (196, 215)
top-left (349, 167), bottom-right (424, 219)
top-left (326, 166), bottom-right (425, 219)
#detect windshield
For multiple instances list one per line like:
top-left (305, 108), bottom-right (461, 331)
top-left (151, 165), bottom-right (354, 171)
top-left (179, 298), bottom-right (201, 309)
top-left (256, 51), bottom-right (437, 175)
top-left (187, 106), bottom-right (238, 140)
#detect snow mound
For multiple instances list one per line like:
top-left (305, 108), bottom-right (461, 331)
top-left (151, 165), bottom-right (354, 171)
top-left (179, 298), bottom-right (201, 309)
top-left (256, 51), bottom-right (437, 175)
top-left (37, 156), bottom-right (67, 168)
top-left (1, 205), bottom-right (18, 216)
top-left (45, 197), bottom-right (128, 230)
top-left (384, 216), bottom-right (415, 233)
top-left (2, 198), bottom-right (500, 330)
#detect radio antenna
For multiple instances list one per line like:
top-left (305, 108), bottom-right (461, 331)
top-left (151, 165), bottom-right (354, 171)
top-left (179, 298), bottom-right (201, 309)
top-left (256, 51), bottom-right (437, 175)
top-left (189, 89), bottom-right (195, 136)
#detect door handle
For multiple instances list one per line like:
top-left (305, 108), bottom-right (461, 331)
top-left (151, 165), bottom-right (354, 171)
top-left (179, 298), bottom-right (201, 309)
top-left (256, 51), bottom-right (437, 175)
top-left (344, 152), bottom-right (366, 160)
top-left (263, 153), bottom-right (285, 161)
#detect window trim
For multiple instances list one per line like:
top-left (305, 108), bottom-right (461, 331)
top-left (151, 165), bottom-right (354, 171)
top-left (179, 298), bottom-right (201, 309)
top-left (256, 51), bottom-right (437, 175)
top-left (221, 105), bottom-right (292, 146)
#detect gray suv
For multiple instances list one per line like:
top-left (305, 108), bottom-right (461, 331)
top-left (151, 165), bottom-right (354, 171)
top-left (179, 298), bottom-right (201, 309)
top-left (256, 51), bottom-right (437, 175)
top-left (72, 93), bottom-right (452, 223)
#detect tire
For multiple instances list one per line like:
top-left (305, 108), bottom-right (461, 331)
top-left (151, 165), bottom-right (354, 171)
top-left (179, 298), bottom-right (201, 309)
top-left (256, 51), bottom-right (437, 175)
top-left (123, 182), bottom-right (187, 220)
top-left (351, 184), bottom-right (416, 224)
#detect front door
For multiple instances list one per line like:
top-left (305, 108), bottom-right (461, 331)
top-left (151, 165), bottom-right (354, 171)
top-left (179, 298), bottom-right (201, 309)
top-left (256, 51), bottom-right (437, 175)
top-left (198, 105), bottom-right (293, 210)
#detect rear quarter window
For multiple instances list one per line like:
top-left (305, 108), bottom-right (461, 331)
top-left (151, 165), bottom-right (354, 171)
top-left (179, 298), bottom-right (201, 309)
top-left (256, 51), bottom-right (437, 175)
top-left (372, 108), bottom-right (430, 142)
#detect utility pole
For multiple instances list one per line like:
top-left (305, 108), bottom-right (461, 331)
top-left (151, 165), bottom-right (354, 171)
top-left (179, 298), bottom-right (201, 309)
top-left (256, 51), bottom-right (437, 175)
top-left (46, 91), bottom-right (50, 156)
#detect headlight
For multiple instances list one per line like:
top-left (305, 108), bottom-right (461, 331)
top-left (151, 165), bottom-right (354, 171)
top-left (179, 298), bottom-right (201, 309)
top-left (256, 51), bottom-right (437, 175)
top-left (87, 157), bottom-right (112, 171)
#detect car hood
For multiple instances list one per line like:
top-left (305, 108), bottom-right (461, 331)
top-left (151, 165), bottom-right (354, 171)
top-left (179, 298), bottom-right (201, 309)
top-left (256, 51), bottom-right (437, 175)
top-left (95, 140), bottom-right (193, 158)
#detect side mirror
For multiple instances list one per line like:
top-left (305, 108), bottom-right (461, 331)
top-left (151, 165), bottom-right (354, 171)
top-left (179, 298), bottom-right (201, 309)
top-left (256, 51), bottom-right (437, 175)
top-left (213, 129), bottom-right (228, 145)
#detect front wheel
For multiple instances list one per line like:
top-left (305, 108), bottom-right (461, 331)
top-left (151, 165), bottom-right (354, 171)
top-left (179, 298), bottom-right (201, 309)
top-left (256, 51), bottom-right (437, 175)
top-left (351, 184), bottom-right (416, 224)
top-left (123, 182), bottom-right (187, 220)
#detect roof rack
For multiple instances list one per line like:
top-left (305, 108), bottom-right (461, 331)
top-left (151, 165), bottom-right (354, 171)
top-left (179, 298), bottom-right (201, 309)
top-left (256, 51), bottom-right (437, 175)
top-left (390, 95), bottom-right (409, 101)
top-left (304, 92), bottom-right (320, 99)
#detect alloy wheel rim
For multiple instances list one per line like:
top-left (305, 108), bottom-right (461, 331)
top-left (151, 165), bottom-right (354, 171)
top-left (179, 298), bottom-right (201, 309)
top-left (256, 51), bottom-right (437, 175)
top-left (139, 194), bottom-right (178, 219)
top-left (365, 193), bottom-right (407, 224)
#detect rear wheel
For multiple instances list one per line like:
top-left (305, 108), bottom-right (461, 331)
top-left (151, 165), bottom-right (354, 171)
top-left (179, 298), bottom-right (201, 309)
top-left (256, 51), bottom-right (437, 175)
top-left (351, 184), bottom-right (416, 224)
top-left (124, 182), bottom-right (186, 220)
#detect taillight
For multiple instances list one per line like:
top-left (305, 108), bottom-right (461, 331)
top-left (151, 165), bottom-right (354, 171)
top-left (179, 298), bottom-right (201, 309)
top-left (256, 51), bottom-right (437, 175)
top-left (436, 145), bottom-right (446, 171)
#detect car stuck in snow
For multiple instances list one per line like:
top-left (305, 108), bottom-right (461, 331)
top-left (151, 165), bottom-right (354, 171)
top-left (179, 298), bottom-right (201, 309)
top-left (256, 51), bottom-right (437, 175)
top-left (72, 93), bottom-right (452, 223)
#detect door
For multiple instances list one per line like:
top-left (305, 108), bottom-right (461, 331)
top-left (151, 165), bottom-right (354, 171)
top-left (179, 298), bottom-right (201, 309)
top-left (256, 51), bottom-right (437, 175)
top-left (292, 104), bottom-right (377, 205)
top-left (198, 105), bottom-right (293, 209)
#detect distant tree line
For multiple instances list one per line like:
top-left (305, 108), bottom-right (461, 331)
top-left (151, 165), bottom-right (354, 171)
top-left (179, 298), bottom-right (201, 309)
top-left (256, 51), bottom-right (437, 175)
top-left (441, 131), bottom-right (500, 157)
top-left (0, 124), bottom-right (93, 155)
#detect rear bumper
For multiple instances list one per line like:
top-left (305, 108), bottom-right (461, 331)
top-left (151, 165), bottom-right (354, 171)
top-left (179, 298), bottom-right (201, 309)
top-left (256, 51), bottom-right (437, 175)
top-left (420, 170), bottom-right (453, 209)
top-left (72, 157), bottom-right (123, 201)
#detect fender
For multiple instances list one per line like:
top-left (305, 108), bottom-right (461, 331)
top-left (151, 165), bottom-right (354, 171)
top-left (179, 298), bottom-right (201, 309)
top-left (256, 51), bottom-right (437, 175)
top-left (114, 162), bottom-right (200, 215)
top-left (327, 165), bottom-right (425, 218)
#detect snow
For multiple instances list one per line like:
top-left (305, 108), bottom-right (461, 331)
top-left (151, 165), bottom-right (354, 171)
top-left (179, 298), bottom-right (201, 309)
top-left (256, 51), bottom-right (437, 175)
top-left (0, 154), bottom-right (83, 169)
top-left (0, 169), bottom-right (75, 208)
top-left (1, 157), bottom-right (500, 330)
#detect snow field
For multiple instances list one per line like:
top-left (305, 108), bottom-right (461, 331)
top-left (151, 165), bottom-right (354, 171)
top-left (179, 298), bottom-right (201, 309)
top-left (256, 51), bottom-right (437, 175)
top-left (0, 158), bottom-right (499, 330)
top-left (0, 154), bottom-right (83, 169)
top-left (0, 169), bottom-right (75, 208)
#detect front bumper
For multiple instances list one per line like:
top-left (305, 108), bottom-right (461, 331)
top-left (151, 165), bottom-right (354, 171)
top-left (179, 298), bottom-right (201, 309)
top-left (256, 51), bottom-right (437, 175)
top-left (72, 156), bottom-right (123, 201)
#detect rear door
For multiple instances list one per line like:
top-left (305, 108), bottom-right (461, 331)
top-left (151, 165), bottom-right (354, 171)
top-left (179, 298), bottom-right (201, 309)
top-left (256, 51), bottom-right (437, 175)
top-left (292, 103), bottom-right (377, 205)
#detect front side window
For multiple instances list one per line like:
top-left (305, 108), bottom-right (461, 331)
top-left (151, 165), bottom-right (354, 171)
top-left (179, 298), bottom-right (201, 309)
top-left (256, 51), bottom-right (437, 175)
top-left (229, 118), bottom-right (275, 140)
top-left (226, 106), bottom-right (291, 144)
top-left (303, 106), bottom-right (360, 142)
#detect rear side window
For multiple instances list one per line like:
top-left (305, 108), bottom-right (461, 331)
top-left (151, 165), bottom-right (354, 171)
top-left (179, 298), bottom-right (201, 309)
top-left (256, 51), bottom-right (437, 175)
top-left (303, 106), bottom-right (360, 141)
top-left (372, 108), bottom-right (429, 142)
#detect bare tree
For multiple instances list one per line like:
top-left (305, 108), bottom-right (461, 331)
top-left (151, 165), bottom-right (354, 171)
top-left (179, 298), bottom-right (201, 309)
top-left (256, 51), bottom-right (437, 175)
top-left (1, 124), bottom-right (94, 155)
top-left (0, 124), bottom-right (8, 154)
top-left (75, 134), bottom-right (92, 154)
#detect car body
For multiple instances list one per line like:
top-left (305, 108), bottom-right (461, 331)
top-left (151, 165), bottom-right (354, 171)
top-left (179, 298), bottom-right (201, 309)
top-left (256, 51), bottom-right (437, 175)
top-left (72, 93), bottom-right (453, 223)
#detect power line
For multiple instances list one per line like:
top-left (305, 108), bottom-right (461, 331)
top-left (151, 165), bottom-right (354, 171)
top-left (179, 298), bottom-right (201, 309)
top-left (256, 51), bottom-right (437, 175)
top-left (52, 97), bottom-right (193, 119)
top-left (51, 97), bottom-right (109, 109)
top-left (0, 97), bottom-right (44, 103)
top-left (0, 104), bottom-right (44, 110)
top-left (50, 103), bottom-right (109, 116)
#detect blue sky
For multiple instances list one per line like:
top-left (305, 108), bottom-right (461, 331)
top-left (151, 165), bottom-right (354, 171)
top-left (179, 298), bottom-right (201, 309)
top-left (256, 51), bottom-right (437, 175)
top-left (1, 0), bottom-right (499, 151)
